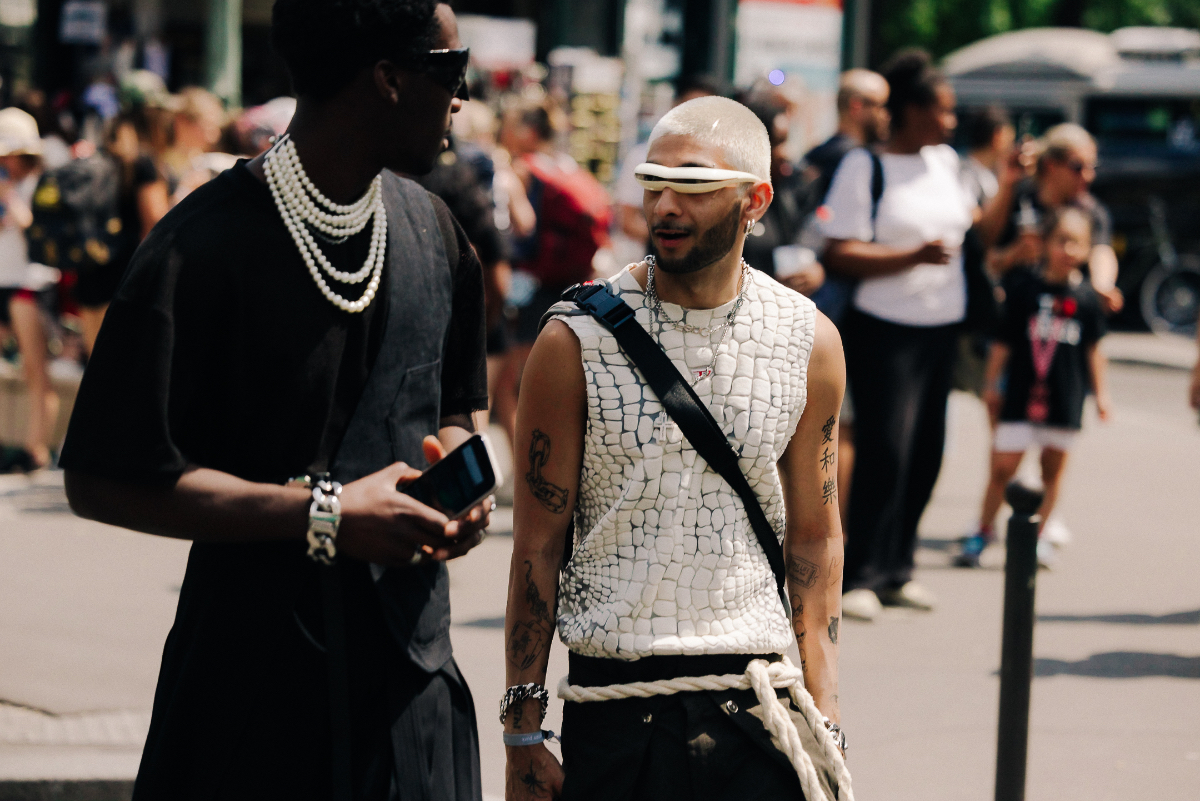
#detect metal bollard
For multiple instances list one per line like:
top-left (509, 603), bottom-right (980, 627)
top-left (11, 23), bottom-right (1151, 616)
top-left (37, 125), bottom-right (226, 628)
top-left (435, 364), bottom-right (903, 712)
top-left (994, 482), bottom-right (1044, 801)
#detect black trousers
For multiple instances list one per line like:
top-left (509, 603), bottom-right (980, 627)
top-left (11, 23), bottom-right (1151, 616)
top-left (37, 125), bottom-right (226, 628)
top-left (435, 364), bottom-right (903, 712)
top-left (560, 653), bottom-right (838, 801)
top-left (842, 309), bottom-right (959, 594)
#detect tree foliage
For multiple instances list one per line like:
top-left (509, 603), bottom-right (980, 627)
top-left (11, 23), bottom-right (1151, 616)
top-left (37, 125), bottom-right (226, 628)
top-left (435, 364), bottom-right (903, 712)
top-left (870, 0), bottom-right (1200, 65)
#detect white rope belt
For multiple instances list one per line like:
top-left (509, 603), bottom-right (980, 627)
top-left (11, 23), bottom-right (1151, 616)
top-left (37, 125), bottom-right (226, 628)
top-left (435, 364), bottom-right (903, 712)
top-left (558, 655), bottom-right (853, 801)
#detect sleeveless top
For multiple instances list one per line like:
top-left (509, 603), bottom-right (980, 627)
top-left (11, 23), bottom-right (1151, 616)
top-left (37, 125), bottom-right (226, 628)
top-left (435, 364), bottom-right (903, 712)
top-left (555, 264), bottom-right (818, 660)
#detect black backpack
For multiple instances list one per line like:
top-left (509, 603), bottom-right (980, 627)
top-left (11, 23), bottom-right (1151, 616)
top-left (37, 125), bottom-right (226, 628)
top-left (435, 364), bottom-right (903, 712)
top-left (26, 154), bottom-right (130, 283)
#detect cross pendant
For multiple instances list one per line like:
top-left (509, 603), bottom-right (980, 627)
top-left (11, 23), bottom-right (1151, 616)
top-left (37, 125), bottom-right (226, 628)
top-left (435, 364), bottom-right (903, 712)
top-left (654, 412), bottom-right (675, 443)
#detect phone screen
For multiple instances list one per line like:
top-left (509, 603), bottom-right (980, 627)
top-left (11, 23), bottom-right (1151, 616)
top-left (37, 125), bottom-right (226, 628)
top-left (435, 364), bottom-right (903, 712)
top-left (399, 435), bottom-right (498, 518)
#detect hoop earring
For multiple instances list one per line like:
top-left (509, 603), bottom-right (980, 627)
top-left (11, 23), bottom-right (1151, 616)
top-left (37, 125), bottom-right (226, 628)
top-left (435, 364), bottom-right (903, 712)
top-left (745, 219), bottom-right (754, 235)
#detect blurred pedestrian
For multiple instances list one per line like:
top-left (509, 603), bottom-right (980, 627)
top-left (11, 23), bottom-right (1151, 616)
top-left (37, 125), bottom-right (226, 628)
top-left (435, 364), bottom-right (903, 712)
top-left (798, 69), bottom-right (889, 533)
top-left (1191, 316), bottom-right (1200, 412)
top-left (958, 208), bottom-right (1110, 569)
top-left (959, 105), bottom-right (1014, 207)
top-left (822, 50), bottom-right (977, 621)
top-left (497, 99), bottom-right (610, 452)
top-left (68, 114), bottom-right (171, 354)
top-left (60, 1), bottom-right (490, 797)
top-left (161, 87), bottom-right (235, 205)
top-left (802, 69), bottom-right (890, 206)
top-left (953, 105), bottom-right (1016, 397)
top-left (987, 123), bottom-right (1123, 315)
top-left (610, 74), bottom-right (722, 266)
top-left (740, 92), bottom-right (827, 297)
top-left (413, 134), bottom-right (511, 436)
top-left (0, 108), bottom-right (54, 471)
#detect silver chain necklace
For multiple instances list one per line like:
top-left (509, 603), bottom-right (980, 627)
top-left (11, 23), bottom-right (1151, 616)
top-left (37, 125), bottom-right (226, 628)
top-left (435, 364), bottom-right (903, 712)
top-left (644, 255), bottom-right (749, 385)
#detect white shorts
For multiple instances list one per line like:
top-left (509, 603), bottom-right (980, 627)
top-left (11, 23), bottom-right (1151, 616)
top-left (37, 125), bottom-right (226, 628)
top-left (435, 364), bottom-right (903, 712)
top-left (993, 422), bottom-right (1079, 454)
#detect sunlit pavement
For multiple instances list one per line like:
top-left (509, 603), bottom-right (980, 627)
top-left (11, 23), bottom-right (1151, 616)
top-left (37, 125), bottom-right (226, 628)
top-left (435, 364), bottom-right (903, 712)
top-left (2, 334), bottom-right (1197, 799)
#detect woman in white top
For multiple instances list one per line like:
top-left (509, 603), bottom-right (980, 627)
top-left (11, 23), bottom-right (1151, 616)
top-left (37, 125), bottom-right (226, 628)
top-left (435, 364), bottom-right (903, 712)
top-left (821, 51), bottom-right (977, 620)
top-left (0, 107), bottom-right (53, 470)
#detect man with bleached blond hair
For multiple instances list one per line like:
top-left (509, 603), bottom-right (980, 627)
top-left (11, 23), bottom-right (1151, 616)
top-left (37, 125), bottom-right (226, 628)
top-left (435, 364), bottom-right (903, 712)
top-left (501, 95), bottom-right (850, 801)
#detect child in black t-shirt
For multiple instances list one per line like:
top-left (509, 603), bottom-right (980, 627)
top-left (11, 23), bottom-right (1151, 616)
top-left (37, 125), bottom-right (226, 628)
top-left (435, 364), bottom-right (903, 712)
top-left (957, 207), bottom-right (1111, 568)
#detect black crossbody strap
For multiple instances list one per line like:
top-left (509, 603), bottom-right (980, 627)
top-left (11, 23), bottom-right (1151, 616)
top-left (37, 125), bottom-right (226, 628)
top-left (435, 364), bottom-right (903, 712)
top-left (544, 281), bottom-right (790, 610)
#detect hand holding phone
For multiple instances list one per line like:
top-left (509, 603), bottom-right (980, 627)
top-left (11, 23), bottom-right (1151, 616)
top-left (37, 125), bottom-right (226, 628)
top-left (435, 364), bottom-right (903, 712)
top-left (398, 433), bottom-right (500, 520)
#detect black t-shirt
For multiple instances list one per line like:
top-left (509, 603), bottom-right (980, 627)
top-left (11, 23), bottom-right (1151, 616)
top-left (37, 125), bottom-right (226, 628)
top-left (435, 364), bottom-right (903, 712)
top-left (742, 169), bottom-right (811, 277)
top-left (997, 179), bottom-right (1112, 256)
top-left (60, 161), bottom-right (487, 484)
top-left (998, 268), bottom-right (1106, 429)
top-left (803, 132), bottom-right (856, 204)
top-left (415, 142), bottom-right (508, 267)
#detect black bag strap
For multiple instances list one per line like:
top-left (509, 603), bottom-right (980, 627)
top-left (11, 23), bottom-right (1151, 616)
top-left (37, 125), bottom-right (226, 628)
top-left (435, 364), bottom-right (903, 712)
top-left (868, 149), bottom-right (884, 238)
top-left (541, 281), bottom-right (790, 611)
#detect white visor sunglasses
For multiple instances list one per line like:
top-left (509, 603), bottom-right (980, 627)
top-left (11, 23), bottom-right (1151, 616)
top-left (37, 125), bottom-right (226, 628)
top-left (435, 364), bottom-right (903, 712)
top-left (634, 163), bottom-right (763, 194)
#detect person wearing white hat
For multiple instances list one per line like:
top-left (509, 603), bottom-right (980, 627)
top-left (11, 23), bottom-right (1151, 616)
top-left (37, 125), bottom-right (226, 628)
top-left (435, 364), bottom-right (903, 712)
top-left (0, 106), bottom-right (54, 471)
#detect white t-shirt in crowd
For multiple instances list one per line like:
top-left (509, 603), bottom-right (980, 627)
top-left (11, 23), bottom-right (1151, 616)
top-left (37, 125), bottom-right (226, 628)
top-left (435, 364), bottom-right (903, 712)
top-left (821, 144), bottom-right (976, 327)
top-left (0, 174), bottom-right (38, 289)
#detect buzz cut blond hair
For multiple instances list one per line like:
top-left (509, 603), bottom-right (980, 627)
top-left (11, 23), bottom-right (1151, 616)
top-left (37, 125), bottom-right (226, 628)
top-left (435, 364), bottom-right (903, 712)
top-left (647, 95), bottom-right (772, 189)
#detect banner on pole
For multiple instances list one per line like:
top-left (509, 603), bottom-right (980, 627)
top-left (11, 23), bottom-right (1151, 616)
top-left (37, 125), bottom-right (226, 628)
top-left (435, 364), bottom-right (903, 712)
top-left (735, 0), bottom-right (843, 153)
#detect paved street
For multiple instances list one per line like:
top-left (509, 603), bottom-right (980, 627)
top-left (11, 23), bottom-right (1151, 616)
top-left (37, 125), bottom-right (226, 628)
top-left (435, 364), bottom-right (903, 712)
top-left (2, 337), bottom-right (1198, 799)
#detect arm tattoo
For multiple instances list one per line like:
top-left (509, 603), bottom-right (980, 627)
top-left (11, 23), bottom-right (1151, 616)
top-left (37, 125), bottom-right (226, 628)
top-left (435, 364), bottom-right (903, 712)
top-left (507, 561), bottom-right (554, 670)
top-left (821, 415), bottom-right (836, 444)
top-left (821, 477), bottom-right (837, 506)
top-left (787, 554), bottom-right (820, 589)
top-left (526, 429), bottom-right (568, 513)
top-left (828, 616), bottom-right (840, 645)
top-left (820, 446), bottom-right (836, 472)
top-left (520, 761), bottom-right (550, 798)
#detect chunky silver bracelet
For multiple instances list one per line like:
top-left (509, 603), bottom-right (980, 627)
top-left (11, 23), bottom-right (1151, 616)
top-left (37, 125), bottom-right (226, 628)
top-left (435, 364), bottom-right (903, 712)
top-left (502, 729), bottom-right (559, 747)
top-left (499, 683), bottom-right (550, 725)
top-left (822, 716), bottom-right (848, 753)
top-left (306, 477), bottom-right (342, 565)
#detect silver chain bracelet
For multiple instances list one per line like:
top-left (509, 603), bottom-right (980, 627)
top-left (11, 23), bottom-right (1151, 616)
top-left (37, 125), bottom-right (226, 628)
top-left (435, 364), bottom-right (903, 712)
top-left (822, 716), bottom-right (848, 753)
top-left (499, 683), bottom-right (550, 725)
top-left (306, 475), bottom-right (342, 565)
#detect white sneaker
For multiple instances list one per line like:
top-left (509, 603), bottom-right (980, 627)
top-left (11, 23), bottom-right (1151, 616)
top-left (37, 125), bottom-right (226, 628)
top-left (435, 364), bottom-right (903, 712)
top-left (1036, 538), bottom-right (1058, 570)
top-left (879, 581), bottom-right (936, 611)
top-left (841, 589), bottom-right (883, 621)
top-left (1043, 516), bottom-right (1072, 546)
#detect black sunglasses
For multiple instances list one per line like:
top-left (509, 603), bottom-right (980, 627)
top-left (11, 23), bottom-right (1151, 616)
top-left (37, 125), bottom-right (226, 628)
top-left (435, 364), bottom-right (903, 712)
top-left (408, 48), bottom-right (470, 101)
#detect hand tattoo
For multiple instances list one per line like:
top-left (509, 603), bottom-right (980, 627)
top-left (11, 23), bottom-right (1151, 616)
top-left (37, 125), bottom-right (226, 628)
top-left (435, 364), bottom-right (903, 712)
top-left (828, 616), bottom-right (840, 645)
top-left (787, 555), bottom-right (820, 589)
top-left (507, 561), bottom-right (554, 670)
top-left (821, 415), bottom-right (836, 444)
top-left (520, 760), bottom-right (550, 798)
top-left (526, 429), bottom-right (568, 513)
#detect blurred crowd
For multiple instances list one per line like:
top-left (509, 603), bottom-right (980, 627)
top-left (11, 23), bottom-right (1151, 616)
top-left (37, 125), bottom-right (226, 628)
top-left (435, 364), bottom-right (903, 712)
top-left (1, 53), bottom-right (1196, 601)
top-left (0, 71), bottom-right (297, 471)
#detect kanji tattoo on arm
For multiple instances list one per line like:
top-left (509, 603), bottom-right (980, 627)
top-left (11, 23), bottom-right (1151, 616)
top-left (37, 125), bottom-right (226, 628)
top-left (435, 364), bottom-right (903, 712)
top-left (821, 415), bottom-right (836, 444)
top-left (822, 478), bottom-right (837, 506)
top-left (787, 554), bottom-right (820, 588)
top-left (526, 429), bottom-right (568, 514)
top-left (820, 446), bottom-right (836, 472)
top-left (507, 561), bottom-right (555, 671)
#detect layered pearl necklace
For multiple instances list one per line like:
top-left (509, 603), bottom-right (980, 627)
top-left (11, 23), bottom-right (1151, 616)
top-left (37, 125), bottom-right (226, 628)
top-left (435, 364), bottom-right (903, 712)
top-left (264, 134), bottom-right (387, 313)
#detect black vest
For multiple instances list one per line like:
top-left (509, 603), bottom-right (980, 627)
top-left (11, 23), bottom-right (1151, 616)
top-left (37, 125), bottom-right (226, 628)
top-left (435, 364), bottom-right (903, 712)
top-left (328, 173), bottom-right (454, 672)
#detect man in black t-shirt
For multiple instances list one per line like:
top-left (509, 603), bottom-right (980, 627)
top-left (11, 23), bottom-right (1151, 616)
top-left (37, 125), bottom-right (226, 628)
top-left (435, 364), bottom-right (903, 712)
top-left (59, 2), bottom-right (490, 799)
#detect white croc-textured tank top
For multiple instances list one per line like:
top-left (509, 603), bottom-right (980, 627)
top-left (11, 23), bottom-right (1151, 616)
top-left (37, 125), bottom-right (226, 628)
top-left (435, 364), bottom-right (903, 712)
top-left (555, 264), bottom-right (817, 660)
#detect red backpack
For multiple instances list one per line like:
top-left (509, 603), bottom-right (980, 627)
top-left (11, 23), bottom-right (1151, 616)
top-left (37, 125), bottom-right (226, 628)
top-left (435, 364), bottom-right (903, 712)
top-left (520, 152), bottom-right (612, 287)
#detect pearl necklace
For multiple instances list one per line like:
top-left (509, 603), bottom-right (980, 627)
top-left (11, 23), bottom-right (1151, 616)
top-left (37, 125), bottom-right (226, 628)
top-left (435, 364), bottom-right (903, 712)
top-left (264, 134), bottom-right (387, 313)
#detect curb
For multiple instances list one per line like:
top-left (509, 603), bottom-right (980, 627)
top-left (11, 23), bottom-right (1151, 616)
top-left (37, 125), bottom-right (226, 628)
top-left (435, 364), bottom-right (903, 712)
top-left (0, 781), bottom-right (133, 801)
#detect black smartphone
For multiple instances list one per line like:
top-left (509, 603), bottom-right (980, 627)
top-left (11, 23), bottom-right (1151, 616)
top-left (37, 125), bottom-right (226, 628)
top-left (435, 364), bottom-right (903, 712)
top-left (399, 433), bottom-right (500, 519)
